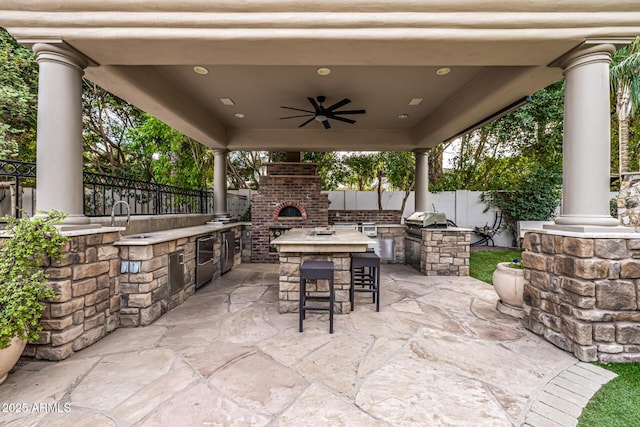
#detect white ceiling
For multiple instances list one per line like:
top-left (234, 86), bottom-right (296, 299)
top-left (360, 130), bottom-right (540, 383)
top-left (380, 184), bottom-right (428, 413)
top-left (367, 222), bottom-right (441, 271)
top-left (2, 1), bottom-right (639, 152)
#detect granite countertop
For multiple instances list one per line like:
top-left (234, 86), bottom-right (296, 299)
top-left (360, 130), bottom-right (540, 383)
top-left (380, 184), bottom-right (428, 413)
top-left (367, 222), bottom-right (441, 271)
top-left (271, 227), bottom-right (374, 253)
top-left (114, 222), bottom-right (246, 246)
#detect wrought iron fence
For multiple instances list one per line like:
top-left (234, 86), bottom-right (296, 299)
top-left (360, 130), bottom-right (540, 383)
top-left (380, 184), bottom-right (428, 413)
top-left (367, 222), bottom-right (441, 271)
top-left (0, 159), bottom-right (215, 217)
top-left (83, 172), bottom-right (214, 216)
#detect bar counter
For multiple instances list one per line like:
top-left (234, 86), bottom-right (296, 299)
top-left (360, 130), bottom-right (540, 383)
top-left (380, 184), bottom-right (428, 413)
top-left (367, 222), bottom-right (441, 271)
top-left (271, 228), bottom-right (374, 314)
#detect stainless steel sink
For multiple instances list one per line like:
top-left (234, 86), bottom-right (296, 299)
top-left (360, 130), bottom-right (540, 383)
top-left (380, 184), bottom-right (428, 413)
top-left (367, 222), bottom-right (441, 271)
top-left (122, 233), bottom-right (166, 239)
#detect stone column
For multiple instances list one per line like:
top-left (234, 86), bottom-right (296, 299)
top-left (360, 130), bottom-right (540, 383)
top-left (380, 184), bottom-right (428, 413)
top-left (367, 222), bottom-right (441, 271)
top-left (550, 44), bottom-right (621, 231)
top-left (33, 43), bottom-right (89, 224)
top-left (413, 149), bottom-right (429, 212)
top-left (213, 149), bottom-right (230, 220)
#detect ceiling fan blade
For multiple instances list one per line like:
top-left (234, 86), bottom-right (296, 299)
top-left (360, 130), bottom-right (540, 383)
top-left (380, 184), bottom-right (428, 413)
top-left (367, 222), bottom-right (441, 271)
top-left (280, 106), bottom-right (314, 113)
top-left (330, 115), bottom-right (356, 124)
top-left (307, 97), bottom-right (320, 112)
top-left (322, 119), bottom-right (331, 129)
top-left (298, 117), bottom-right (316, 128)
top-left (280, 114), bottom-right (315, 120)
top-left (326, 98), bottom-right (351, 111)
top-left (332, 109), bottom-right (366, 115)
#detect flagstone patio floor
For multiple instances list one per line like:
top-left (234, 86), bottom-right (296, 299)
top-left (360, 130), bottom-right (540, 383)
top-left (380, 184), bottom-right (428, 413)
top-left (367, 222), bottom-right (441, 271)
top-left (0, 263), bottom-right (616, 426)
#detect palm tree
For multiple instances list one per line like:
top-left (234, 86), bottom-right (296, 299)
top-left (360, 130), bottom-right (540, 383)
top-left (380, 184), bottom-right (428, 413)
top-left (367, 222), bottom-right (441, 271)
top-left (611, 37), bottom-right (640, 175)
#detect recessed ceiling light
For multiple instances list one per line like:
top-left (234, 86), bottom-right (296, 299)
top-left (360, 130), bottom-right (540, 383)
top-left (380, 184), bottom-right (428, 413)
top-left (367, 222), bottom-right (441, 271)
top-left (409, 98), bottom-right (423, 106)
top-left (398, 114), bottom-right (409, 119)
top-left (436, 67), bottom-right (451, 76)
top-left (317, 67), bottom-right (331, 76)
top-left (234, 113), bottom-right (245, 119)
top-left (193, 66), bottom-right (209, 75)
top-left (220, 97), bottom-right (235, 106)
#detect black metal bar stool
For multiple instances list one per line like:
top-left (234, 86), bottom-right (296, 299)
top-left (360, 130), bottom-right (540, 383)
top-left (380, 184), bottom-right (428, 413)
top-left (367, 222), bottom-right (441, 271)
top-left (299, 260), bottom-right (335, 333)
top-left (350, 252), bottom-right (381, 312)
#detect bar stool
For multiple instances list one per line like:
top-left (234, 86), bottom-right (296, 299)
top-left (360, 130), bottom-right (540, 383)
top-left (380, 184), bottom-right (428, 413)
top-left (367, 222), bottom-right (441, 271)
top-left (299, 260), bottom-right (335, 333)
top-left (350, 252), bottom-right (381, 312)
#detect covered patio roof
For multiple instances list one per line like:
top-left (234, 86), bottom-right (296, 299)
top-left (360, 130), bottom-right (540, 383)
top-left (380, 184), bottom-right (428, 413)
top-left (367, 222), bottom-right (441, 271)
top-left (3, 1), bottom-right (638, 152)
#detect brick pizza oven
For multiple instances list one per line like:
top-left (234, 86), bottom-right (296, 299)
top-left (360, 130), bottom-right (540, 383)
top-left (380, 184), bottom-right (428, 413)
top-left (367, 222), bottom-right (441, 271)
top-left (251, 162), bottom-right (329, 262)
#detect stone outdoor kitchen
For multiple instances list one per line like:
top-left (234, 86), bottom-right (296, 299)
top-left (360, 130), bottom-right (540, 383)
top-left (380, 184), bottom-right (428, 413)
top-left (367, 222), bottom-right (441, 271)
top-left (21, 160), bottom-right (472, 361)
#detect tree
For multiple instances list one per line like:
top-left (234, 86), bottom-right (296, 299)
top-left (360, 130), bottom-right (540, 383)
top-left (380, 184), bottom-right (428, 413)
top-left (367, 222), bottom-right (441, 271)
top-left (611, 37), bottom-right (640, 174)
top-left (0, 28), bottom-right (38, 161)
top-left (126, 114), bottom-right (214, 188)
top-left (343, 153), bottom-right (379, 191)
top-left (432, 81), bottom-right (564, 192)
top-left (82, 81), bottom-right (144, 176)
top-left (383, 152), bottom-right (415, 212)
top-left (302, 151), bottom-right (349, 190)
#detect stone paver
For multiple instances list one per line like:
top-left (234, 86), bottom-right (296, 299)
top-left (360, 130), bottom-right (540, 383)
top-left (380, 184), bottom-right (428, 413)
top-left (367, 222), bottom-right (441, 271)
top-left (524, 362), bottom-right (617, 427)
top-left (0, 263), bottom-right (616, 426)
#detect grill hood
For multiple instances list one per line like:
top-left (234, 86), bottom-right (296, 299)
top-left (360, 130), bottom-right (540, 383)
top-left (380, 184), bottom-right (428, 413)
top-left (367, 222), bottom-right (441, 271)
top-left (405, 212), bottom-right (448, 228)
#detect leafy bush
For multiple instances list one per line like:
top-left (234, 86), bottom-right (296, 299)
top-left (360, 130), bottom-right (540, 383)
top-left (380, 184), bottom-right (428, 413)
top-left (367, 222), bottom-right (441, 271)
top-left (481, 165), bottom-right (561, 245)
top-left (0, 211), bottom-right (69, 348)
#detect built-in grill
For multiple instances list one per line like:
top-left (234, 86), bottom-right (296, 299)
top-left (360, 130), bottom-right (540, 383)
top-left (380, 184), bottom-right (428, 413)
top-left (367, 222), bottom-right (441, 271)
top-left (405, 211), bottom-right (448, 237)
top-left (404, 211), bottom-right (449, 270)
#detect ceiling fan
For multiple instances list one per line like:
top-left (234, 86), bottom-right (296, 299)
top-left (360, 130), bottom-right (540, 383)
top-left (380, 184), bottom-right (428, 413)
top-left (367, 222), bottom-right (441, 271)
top-left (280, 96), bottom-right (366, 129)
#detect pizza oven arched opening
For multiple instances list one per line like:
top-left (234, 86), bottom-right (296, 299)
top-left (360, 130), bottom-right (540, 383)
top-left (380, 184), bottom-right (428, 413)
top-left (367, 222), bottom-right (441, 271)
top-left (278, 206), bottom-right (302, 218)
top-left (273, 202), bottom-right (308, 221)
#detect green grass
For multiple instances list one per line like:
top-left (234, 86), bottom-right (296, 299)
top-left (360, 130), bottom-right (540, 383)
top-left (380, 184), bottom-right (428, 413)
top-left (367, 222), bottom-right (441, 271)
top-left (469, 249), bottom-right (522, 284)
top-left (578, 363), bottom-right (640, 426)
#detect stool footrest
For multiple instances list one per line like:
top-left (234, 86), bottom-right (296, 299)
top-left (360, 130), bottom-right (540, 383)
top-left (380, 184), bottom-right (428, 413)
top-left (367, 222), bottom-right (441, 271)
top-left (303, 305), bottom-right (332, 311)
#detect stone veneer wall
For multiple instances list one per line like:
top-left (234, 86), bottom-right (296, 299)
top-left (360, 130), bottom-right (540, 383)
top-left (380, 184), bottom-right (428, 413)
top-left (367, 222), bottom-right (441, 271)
top-left (118, 237), bottom-right (197, 327)
top-left (118, 227), bottom-right (242, 327)
top-left (523, 230), bottom-right (640, 362)
top-left (24, 231), bottom-right (122, 361)
top-left (329, 210), bottom-right (403, 224)
top-left (278, 252), bottom-right (352, 314)
top-left (251, 163), bottom-right (329, 263)
top-left (420, 228), bottom-right (470, 276)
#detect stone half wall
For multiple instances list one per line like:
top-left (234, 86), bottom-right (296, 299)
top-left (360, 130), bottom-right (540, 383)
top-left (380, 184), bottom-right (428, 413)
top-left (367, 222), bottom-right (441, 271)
top-left (522, 230), bottom-right (640, 363)
top-left (25, 231), bottom-right (122, 361)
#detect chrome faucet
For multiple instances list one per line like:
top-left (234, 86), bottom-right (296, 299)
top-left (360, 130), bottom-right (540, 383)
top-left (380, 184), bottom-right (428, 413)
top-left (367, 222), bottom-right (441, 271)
top-left (110, 200), bottom-right (131, 227)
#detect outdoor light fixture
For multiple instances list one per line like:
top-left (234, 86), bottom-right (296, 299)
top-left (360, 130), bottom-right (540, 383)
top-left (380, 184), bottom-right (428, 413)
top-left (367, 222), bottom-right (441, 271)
top-left (436, 67), bottom-right (451, 76)
top-left (220, 97), bottom-right (235, 106)
top-left (316, 67), bottom-right (331, 76)
top-left (193, 66), bottom-right (209, 75)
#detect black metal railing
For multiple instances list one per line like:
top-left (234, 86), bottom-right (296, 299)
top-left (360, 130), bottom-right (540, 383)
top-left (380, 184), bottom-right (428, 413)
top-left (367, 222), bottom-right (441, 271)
top-left (83, 172), bottom-right (214, 216)
top-left (0, 159), bottom-right (214, 217)
top-left (0, 159), bottom-right (36, 218)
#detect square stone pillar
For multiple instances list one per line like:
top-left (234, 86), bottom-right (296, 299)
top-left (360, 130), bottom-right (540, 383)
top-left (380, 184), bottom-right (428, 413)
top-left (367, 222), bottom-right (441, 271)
top-left (523, 229), bottom-right (640, 362)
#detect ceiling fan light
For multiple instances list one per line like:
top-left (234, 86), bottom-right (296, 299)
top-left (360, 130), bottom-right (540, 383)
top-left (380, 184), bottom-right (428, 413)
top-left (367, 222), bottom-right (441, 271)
top-left (315, 115), bottom-right (328, 122)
